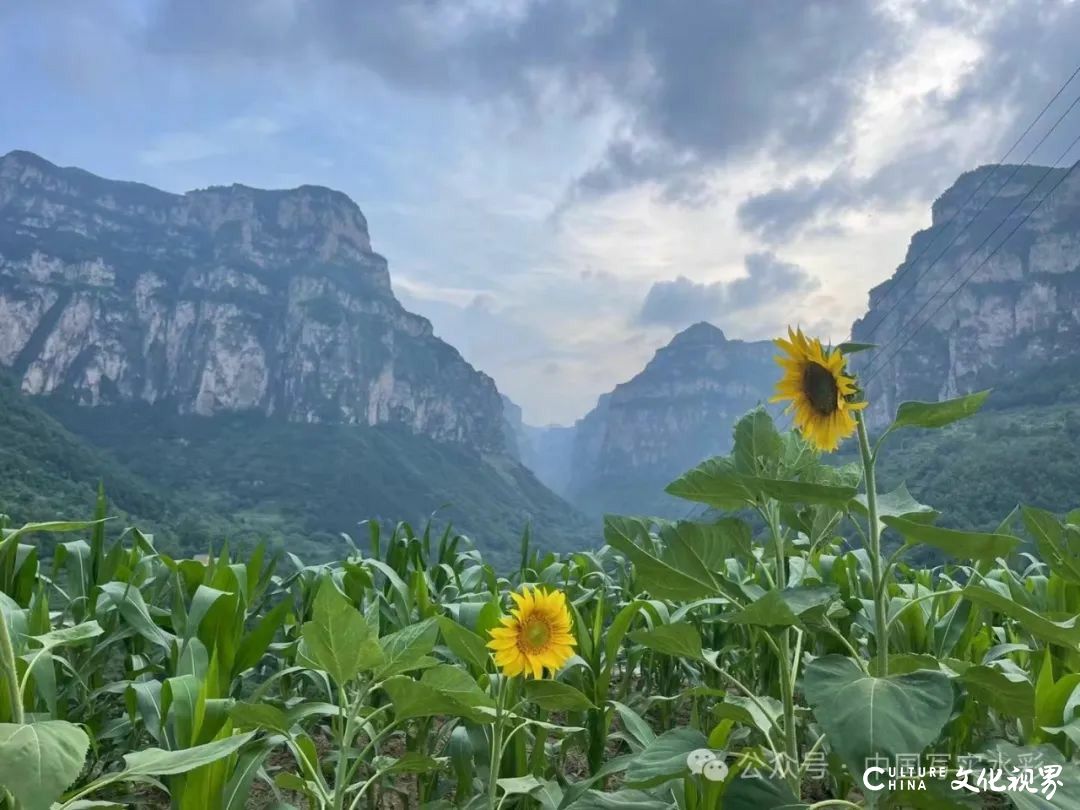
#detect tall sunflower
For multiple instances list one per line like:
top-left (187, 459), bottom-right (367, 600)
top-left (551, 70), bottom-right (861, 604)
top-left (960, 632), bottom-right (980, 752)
top-left (771, 326), bottom-right (866, 453)
top-left (486, 587), bottom-right (576, 679)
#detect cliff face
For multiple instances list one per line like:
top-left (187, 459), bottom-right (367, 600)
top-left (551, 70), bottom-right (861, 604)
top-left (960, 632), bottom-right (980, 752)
top-left (852, 164), bottom-right (1080, 426)
top-left (0, 150), bottom-right (506, 451)
top-left (560, 322), bottom-right (777, 514)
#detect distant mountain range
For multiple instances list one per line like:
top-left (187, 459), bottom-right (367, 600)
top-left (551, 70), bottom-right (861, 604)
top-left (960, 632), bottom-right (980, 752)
top-left (0, 150), bottom-right (590, 563)
top-left (504, 323), bottom-right (778, 516)
top-left (2, 150), bottom-right (1078, 551)
top-left (507, 163), bottom-right (1080, 523)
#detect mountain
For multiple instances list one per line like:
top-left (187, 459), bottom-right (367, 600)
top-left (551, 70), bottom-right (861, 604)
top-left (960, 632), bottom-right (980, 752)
top-left (0, 151), bottom-right (590, 562)
top-left (0, 149), bottom-right (504, 449)
top-left (852, 163), bottom-right (1080, 427)
top-left (537, 322), bottom-right (778, 516)
top-left (501, 395), bottom-right (576, 497)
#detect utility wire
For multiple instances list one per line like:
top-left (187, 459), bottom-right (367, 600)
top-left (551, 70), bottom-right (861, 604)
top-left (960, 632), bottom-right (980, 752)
top-left (851, 70), bottom-right (1080, 346)
top-left (862, 140), bottom-right (1080, 388)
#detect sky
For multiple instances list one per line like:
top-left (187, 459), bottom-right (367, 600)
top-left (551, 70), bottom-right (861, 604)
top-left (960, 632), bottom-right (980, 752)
top-left (2, 0), bottom-right (1079, 425)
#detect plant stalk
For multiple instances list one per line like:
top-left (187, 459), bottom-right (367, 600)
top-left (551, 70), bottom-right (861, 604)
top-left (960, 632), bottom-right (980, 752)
top-left (855, 411), bottom-right (889, 677)
top-left (764, 502), bottom-right (800, 796)
top-left (0, 605), bottom-right (24, 723)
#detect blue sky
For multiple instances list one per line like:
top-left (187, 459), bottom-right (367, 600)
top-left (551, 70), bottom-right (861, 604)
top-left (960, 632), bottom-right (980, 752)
top-left (3, 0), bottom-right (1079, 424)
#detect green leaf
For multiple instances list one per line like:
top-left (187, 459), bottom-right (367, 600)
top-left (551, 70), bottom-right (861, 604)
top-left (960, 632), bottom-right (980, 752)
top-left (961, 665), bottom-right (1035, 719)
top-left (803, 654), bottom-right (953, 774)
top-left (29, 621), bottom-right (103, 650)
top-left (724, 775), bottom-right (808, 810)
top-left (836, 341), bottom-right (875, 355)
top-left (732, 408), bottom-right (782, 476)
top-left (569, 790), bottom-right (676, 810)
top-left (666, 458), bottom-right (857, 509)
top-left (300, 579), bottom-right (383, 685)
top-left (852, 482), bottom-right (938, 530)
top-left (964, 585), bottom-right (1080, 649)
top-left (437, 615), bottom-right (490, 670)
top-left (382, 665), bottom-right (493, 724)
top-left (233, 597), bottom-right (291, 676)
top-left (0, 721), bottom-right (89, 810)
top-left (1023, 506), bottom-right (1080, 584)
top-left (377, 617), bottom-right (439, 678)
top-left (891, 390), bottom-right (989, 430)
top-left (522, 680), bottom-right (594, 711)
top-left (625, 727), bottom-right (707, 788)
top-left (628, 622), bottom-right (703, 661)
top-left (603, 516), bottom-right (746, 602)
top-left (980, 742), bottom-right (1080, 810)
top-left (724, 587), bottom-right (835, 629)
top-left (99, 582), bottom-right (175, 651)
top-left (711, 694), bottom-right (783, 742)
top-left (881, 516), bottom-right (1019, 562)
top-left (120, 731), bottom-right (256, 776)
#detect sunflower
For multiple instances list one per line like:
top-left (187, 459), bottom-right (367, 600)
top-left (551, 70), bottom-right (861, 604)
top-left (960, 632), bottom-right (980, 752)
top-left (486, 586), bottom-right (576, 679)
top-left (770, 326), bottom-right (867, 453)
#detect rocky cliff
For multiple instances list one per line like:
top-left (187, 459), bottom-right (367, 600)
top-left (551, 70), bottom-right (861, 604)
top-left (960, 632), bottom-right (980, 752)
top-left (556, 322), bottom-right (777, 515)
top-left (852, 164), bottom-right (1080, 426)
top-left (0, 150), bottom-right (506, 451)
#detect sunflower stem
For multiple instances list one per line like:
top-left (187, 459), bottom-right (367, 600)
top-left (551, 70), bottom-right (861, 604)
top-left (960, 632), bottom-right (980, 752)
top-left (764, 502), bottom-right (800, 796)
top-left (855, 410), bottom-right (889, 677)
top-left (488, 675), bottom-right (507, 810)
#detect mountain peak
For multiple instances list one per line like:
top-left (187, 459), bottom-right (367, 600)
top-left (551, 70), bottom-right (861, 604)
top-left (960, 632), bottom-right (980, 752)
top-left (668, 321), bottom-right (726, 347)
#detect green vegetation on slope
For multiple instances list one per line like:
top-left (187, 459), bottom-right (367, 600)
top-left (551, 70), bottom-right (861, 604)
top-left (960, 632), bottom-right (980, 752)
top-left (32, 396), bottom-right (592, 568)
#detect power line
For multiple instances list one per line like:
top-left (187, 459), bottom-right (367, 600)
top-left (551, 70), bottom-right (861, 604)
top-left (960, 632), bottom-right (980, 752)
top-left (852, 70), bottom-right (1080, 345)
top-left (862, 143), bottom-right (1080, 388)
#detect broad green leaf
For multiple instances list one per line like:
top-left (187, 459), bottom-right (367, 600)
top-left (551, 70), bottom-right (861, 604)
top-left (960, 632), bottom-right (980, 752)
top-left (964, 585), bottom-right (1080, 649)
top-left (961, 665), bottom-right (1034, 719)
top-left (890, 390), bottom-right (989, 430)
top-left (625, 727), bottom-right (707, 788)
top-left (881, 516), bottom-right (1019, 562)
top-left (724, 587), bottom-right (835, 629)
top-left (300, 579), bottom-right (383, 685)
top-left (376, 752), bottom-right (441, 775)
top-left (382, 665), bottom-right (493, 724)
top-left (120, 731), bottom-right (256, 776)
top-left (711, 694), bottom-right (783, 741)
top-left (604, 516), bottom-right (745, 602)
top-left (852, 482), bottom-right (937, 529)
top-left (376, 617), bottom-right (439, 678)
top-left (437, 615), bottom-right (490, 670)
top-left (724, 775), bottom-right (808, 810)
top-left (628, 622), bottom-right (703, 661)
top-left (732, 408), bottom-right (782, 476)
top-left (0, 721), bottom-right (89, 810)
top-left (804, 654), bottom-right (953, 774)
top-left (522, 680), bottom-right (594, 711)
top-left (666, 457), bottom-right (857, 509)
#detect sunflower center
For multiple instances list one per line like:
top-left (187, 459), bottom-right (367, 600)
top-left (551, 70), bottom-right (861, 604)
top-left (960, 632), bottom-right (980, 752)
top-left (520, 616), bottom-right (552, 652)
top-left (802, 361), bottom-right (839, 416)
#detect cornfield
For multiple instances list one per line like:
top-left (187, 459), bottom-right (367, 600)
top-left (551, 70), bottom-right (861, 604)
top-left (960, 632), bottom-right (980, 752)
top-left (2, 378), bottom-right (1079, 808)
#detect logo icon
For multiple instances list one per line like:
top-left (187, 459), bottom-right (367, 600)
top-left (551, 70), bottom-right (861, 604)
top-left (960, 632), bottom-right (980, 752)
top-left (687, 749), bottom-right (729, 782)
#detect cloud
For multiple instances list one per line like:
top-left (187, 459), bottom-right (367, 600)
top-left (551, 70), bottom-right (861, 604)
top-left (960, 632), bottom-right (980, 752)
top-left (145, 0), bottom-right (899, 203)
top-left (637, 252), bottom-right (820, 328)
top-left (737, 142), bottom-right (967, 241)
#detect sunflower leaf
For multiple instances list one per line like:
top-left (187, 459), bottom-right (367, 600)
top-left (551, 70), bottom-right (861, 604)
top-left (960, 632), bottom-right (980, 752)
top-left (891, 390), bottom-right (990, 430)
